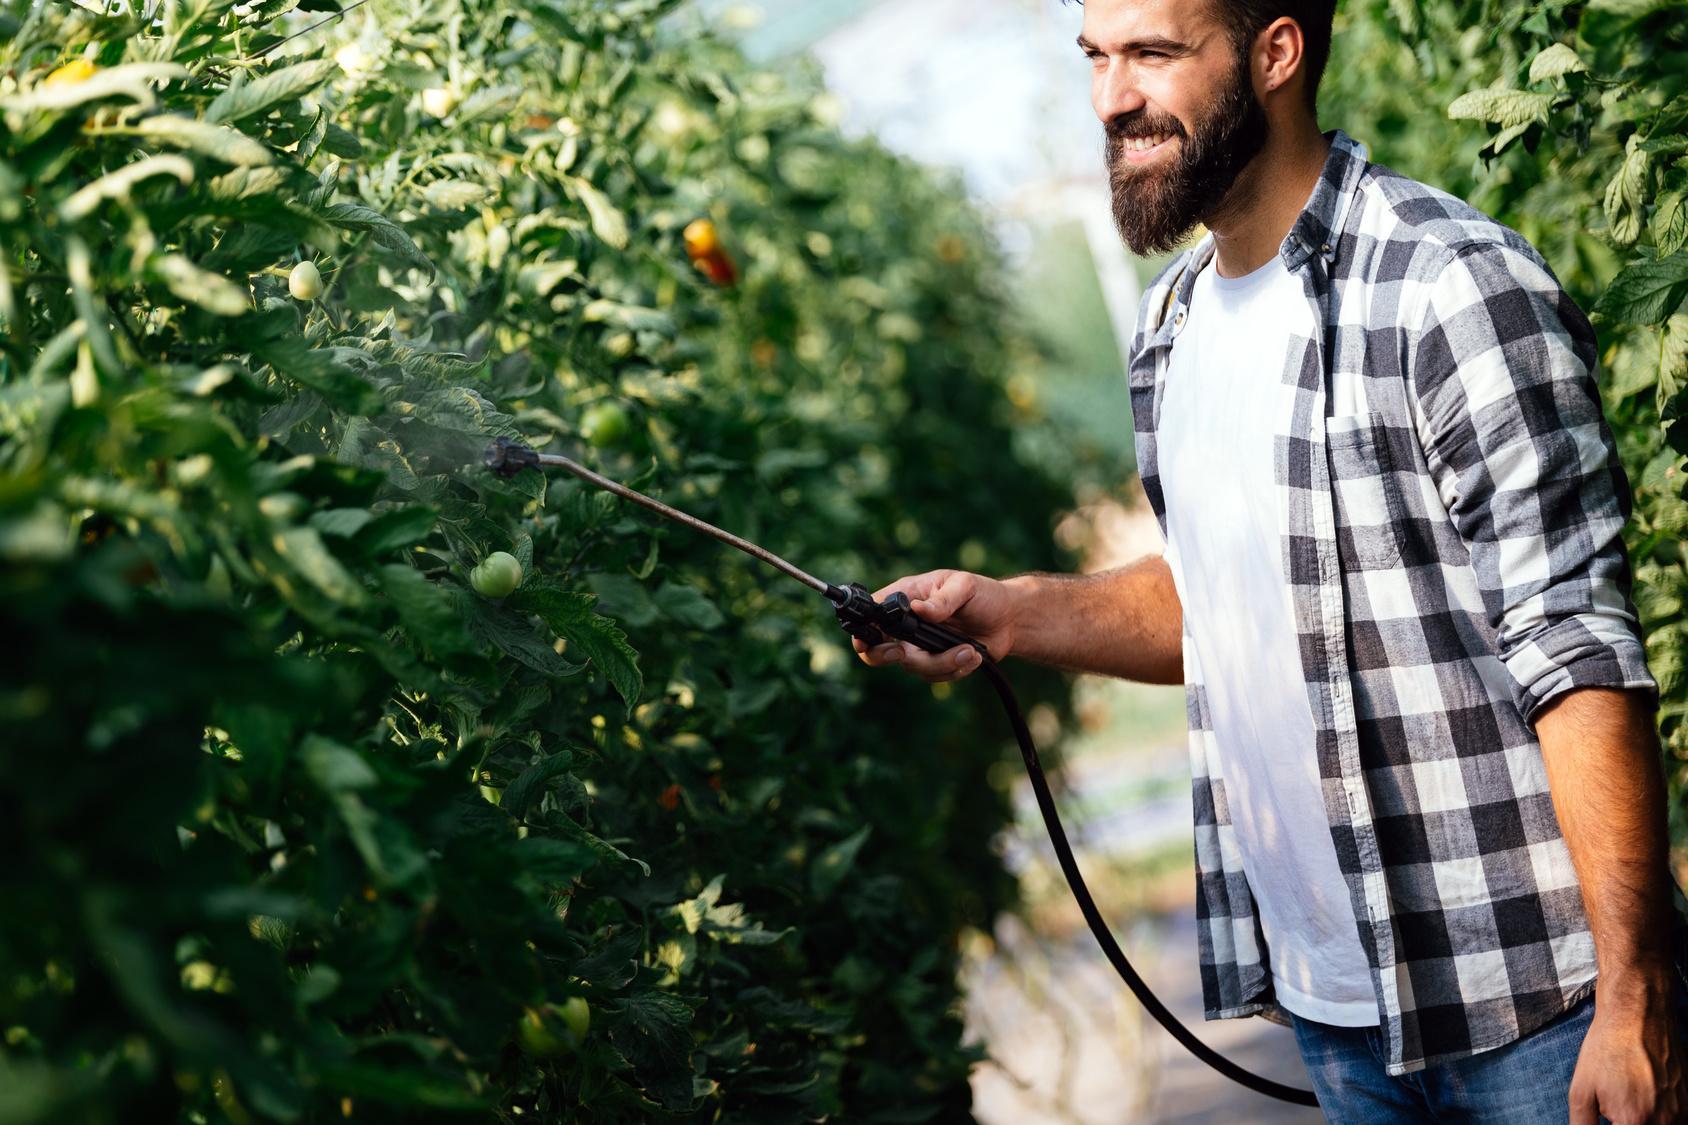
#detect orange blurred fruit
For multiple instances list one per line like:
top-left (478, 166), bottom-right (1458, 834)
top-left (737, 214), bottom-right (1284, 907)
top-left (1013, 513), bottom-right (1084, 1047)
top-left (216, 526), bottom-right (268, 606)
top-left (683, 218), bottom-right (720, 258)
top-left (44, 59), bottom-right (97, 86)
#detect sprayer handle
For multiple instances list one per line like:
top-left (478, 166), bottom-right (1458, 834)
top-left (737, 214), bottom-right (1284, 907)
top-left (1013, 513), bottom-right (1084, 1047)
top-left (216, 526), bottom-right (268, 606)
top-left (831, 582), bottom-right (986, 658)
top-left (878, 591), bottom-right (984, 656)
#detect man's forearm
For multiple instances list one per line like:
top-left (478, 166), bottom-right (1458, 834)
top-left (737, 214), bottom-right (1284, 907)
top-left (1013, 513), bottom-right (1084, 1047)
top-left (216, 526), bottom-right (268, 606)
top-left (1001, 554), bottom-right (1183, 684)
top-left (1535, 687), bottom-right (1679, 987)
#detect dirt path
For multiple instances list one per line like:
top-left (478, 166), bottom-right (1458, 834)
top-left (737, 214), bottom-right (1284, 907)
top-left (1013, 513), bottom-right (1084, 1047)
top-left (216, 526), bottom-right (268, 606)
top-left (965, 895), bottom-right (1323, 1124)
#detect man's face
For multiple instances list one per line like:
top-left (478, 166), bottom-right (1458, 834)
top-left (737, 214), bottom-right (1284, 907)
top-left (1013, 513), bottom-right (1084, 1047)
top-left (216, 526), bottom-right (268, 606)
top-left (1082, 0), bottom-right (1270, 256)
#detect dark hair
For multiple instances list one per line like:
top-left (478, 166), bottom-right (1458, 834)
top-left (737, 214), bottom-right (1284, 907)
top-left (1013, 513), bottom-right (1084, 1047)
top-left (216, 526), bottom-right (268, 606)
top-left (1217, 0), bottom-right (1338, 109)
top-left (1066, 0), bottom-right (1339, 110)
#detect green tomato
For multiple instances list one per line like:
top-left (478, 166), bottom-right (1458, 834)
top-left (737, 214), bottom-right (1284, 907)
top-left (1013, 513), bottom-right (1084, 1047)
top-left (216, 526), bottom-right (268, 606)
top-left (580, 402), bottom-right (632, 449)
top-left (470, 551), bottom-right (523, 598)
top-left (516, 998), bottom-right (590, 1057)
top-left (258, 491), bottom-right (307, 523)
top-left (288, 261), bottom-right (323, 301)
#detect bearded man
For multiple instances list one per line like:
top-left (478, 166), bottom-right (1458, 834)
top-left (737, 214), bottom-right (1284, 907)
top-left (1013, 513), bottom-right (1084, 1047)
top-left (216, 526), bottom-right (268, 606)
top-left (855, 1), bottom-right (1688, 1120)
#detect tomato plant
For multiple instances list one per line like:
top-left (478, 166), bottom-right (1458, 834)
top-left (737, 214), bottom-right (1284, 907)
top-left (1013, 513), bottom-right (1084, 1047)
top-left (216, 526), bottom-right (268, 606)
top-left (0, 0), bottom-right (1076, 1120)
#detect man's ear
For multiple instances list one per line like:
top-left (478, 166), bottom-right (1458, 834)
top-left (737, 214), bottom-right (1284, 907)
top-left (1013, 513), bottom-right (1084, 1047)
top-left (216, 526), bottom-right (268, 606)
top-left (1255, 16), bottom-right (1306, 98)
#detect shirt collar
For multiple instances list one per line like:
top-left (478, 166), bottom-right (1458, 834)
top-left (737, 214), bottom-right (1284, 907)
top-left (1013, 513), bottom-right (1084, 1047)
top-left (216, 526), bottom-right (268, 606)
top-left (1157, 130), bottom-right (1369, 340)
top-left (1281, 129), bottom-right (1370, 270)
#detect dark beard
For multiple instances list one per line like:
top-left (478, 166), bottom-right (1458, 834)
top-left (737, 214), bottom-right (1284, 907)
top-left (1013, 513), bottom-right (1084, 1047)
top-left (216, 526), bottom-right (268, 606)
top-left (1105, 55), bottom-right (1270, 257)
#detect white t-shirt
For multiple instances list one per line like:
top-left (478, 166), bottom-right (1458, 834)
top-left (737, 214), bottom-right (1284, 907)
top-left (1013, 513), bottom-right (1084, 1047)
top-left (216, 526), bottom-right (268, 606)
top-left (1157, 254), bottom-right (1380, 1027)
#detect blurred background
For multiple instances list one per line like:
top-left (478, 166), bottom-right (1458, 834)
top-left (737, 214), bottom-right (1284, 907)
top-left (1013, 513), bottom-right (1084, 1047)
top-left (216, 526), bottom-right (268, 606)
top-left (679, 1), bottom-right (1316, 1120)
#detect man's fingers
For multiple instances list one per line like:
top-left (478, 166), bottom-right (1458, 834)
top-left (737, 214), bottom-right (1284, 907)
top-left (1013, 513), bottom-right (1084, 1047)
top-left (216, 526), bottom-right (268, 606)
top-left (900, 644), bottom-right (981, 683)
top-left (856, 641), bottom-right (903, 667)
top-left (872, 572), bottom-right (935, 604)
top-left (910, 571), bottom-right (972, 623)
top-left (1567, 1083), bottom-right (1599, 1125)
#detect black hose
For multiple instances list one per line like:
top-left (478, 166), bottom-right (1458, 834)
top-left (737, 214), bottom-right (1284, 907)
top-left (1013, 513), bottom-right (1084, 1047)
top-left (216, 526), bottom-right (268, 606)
top-left (975, 655), bottom-right (1320, 1108)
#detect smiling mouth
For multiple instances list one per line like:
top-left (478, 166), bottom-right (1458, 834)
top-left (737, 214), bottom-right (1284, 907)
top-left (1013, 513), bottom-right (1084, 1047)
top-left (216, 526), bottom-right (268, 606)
top-left (1118, 133), bottom-right (1175, 161)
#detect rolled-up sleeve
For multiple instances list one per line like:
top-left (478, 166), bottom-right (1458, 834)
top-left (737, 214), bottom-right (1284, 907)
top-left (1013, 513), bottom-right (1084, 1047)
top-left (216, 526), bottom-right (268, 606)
top-left (1407, 239), bottom-right (1656, 724)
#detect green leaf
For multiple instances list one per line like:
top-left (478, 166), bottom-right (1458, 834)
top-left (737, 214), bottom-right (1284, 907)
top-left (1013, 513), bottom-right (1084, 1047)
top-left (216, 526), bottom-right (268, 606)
top-left (511, 580), bottom-right (643, 714)
top-left (150, 253), bottom-right (251, 316)
top-left (379, 565), bottom-right (476, 658)
top-left (608, 993), bottom-right (696, 1110)
top-left (422, 179), bottom-right (490, 210)
top-left (1604, 134), bottom-right (1652, 245)
top-left (514, 836), bottom-right (597, 883)
top-left (249, 335), bottom-right (383, 416)
top-left (321, 121), bottom-right (364, 158)
top-left (572, 177), bottom-right (629, 249)
top-left (1655, 189), bottom-right (1688, 258)
top-left (1447, 87), bottom-right (1555, 128)
top-left (653, 582), bottom-right (724, 630)
top-left (59, 155), bottom-right (195, 221)
top-left (810, 825), bottom-right (870, 900)
top-left (206, 59), bottom-right (338, 125)
top-left (1528, 43), bottom-right (1587, 83)
top-left (353, 506), bottom-right (438, 555)
top-left (274, 527), bottom-right (368, 605)
top-left (123, 115), bottom-right (274, 166)
top-left (674, 877), bottom-right (792, 945)
top-left (309, 508), bottom-right (372, 538)
top-left (453, 586), bottom-right (583, 679)
top-left (1659, 314), bottom-right (1688, 420)
top-left (207, 165), bottom-right (291, 202)
top-left (301, 735), bottom-right (378, 791)
top-left (318, 203), bottom-right (434, 278)
top-left (502, 750), bottom-right (574, 820)
top-left (585, 572), bottom-right (659, 627)
top-left (1594, 253), bottom-right (1688, 325)
top-left (1, 62), bottom-right (187, 114)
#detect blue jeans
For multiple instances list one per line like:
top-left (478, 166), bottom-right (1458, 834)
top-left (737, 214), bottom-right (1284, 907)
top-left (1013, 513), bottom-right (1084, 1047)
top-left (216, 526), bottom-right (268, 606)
top-left (1289, 982), bottom-right (1688, 1123)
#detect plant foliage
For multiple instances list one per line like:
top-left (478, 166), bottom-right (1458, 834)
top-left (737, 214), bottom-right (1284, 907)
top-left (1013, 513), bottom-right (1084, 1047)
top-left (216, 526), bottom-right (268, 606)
top-left (0, 1), bottom-right (1076, 1120)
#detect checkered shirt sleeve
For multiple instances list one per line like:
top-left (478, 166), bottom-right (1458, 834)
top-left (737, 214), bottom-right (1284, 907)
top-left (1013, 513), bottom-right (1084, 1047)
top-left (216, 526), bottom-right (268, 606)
top-left (1406, 240), bottom-right (1656, 722)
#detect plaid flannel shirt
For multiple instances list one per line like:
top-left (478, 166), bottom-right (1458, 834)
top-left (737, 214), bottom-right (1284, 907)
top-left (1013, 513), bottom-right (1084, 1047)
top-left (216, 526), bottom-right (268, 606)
top-left (1129, 131), bottom-right (1657, 1076)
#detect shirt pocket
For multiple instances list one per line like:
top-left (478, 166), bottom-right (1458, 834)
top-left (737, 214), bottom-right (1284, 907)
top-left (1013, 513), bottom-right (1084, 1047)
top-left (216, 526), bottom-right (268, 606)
top-left (1325, 412), bottom-right (1406, 570)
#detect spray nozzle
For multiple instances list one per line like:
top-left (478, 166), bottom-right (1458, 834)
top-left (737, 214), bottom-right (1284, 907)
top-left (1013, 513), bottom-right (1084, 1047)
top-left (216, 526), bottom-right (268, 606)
top-left (484, 437), bottom-right (542, 479)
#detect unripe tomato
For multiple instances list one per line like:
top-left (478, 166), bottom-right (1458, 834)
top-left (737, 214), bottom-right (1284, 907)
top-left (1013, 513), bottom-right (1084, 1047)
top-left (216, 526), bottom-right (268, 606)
top-left (259, 492), bottom-right (307, 522)
top-left (580, 402), bottom-right (631, 449)
top-left (559, 997), bottom-right (590, 1042)
top-left (334, 43), bottom-right (371, 75)
top-left (421, 86), bottom-right (460, 119)
top-left (517, 998), bottom-right (590, 1057)
top-left (683, 218), bottom-right (720, 258)
top-left (289, 261), bottom-right (323, 301)
top-left (470, 551), bottom-right (523, 598)
top-left (44, 59), bottom-right (97, 86)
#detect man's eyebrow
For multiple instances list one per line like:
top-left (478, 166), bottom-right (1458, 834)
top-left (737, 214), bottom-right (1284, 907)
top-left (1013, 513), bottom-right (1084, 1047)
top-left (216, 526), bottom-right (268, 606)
top-left (1076, 33), bottom-right (1190, 54)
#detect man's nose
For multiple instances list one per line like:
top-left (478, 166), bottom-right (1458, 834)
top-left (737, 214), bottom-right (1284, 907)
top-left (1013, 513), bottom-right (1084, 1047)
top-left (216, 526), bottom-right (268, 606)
top-left (1093, 62), bottom-right (1148, 124)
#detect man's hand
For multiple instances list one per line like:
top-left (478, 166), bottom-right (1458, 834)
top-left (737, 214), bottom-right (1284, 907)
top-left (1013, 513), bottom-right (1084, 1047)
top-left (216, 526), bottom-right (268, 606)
top-left (852, 557), bottom-right (1185, 684)
top-left (1570, 977), bottom-right (1685, 1125)
top-left (851, 569), bottom-right (1018, 683)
